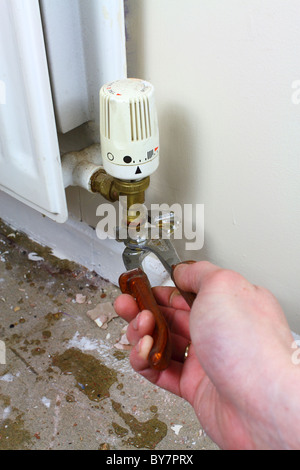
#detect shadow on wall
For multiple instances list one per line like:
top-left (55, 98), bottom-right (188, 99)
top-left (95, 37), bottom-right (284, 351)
top-left (124, 0), bottom-right (144, 80)
top-left (124, 0), bottom-right (211, 263)
top-left (149, 102), bottom-right (209, 263)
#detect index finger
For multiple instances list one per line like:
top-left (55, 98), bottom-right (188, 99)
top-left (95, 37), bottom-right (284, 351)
top-left (114, 293), bottom-right (139, 323)
top-left (152, 286), bottom-right (191, 311)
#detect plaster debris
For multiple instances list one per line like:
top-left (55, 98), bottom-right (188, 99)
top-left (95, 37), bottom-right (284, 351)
top-left (28, 252), bottom-right (44, 262)
top-left (41, 397), bottom-right (51, 408)
top-left (114, 325), bottom-right (132, 351)
top-left (67, 331), bottom-right (100, 352)
top-left (0, 372), bottom-right (20, 382)
top-left (86, 302), bottom-right (118, 329)
top-left (75, 293), bottom-right (86, 304)
top-left (171, 424), bottom-right (183, 435)
top-left (3, 406), bottom-right (11, 420)
top-left (0, 251), bottom-right (9, 262)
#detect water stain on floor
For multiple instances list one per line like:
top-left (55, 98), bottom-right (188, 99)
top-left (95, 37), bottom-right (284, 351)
top-left (111, 399), bottom-right (168, 449)
top-left (51, 348), bottom-right (168, 449)
top-left (52, 348), bottom-right (118, 401)
top-left (0, 414), bottom-right (32, 450)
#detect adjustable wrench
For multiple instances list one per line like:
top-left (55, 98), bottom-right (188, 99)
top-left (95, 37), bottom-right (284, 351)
top-left (119, 238), bottom-right (196, 371)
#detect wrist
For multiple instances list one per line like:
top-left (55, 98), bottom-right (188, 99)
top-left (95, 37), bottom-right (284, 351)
top-left (240, 344), bottom-right (300, 450)
top-left (272, 358), bottom-right (300, 449)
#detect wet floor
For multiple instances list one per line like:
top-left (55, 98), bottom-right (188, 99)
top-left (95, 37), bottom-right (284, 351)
top-left (0, 218), bottom-right (218, 450)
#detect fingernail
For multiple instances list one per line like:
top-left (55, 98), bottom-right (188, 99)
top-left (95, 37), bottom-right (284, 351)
top-left (132, 313), bottom-right (140, 331)
top-left (136, 337), bottom-right (142, 352)
top-left (173, 264), bottom-right (188, 286)
top-left (136, 335), bottom-right (153, 360)
top-left (174, 263), bottom-right (188, 275)
top-left (169, 289), bottom-right (181, 306)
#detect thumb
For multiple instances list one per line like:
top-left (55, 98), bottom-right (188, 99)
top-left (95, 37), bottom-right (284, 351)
top-left (173, 261), bottom-right (220, 294)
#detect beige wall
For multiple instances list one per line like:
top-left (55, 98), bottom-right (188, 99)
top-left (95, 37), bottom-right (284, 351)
top-left (65, 1), bottom-right (300, 331)
top-left (122, 0), bottom-right (300, 331)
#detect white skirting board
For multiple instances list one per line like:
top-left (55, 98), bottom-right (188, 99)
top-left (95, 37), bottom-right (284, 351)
top-left (0, 191), bottom-right (171, 288)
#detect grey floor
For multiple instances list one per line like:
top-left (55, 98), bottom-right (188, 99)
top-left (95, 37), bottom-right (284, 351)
top-left (0, 218), bottom-right (218, 450)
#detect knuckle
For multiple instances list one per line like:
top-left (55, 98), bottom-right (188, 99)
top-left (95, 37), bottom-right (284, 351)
top-left (206, 268), bottom-right (245, 289)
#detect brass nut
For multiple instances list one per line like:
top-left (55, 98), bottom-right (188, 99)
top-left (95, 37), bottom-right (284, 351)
top-left (90, 169), bottom-right (118, 201)
top-left (90, 170), bottom-right (150, 208)
top-left (113, 177), bottom-right (150, 196)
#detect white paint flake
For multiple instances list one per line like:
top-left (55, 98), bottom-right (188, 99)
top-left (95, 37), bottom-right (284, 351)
top-left (171, 424), bottom-right (183, 435)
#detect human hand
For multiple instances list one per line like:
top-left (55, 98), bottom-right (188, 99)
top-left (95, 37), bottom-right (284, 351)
top-left (114, 261), bottom-right (300, 450)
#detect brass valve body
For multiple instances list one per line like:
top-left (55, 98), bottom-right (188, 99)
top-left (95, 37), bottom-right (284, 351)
top-left (90, 169), bottom-right (150, 225)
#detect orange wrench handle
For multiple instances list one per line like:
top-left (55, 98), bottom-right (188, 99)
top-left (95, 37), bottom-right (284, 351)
top-left (119, 268), bottom-right (172, 371)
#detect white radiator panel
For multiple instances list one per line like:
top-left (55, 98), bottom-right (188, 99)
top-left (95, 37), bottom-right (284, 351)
top-left (40, 0), bottom-right (90, 133)
top-left (40, 0), bottom-right (127, 134)
top-left (0, 0), bottom-right (67, 222)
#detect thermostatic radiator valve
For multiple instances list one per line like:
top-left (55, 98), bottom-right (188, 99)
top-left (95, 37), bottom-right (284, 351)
top-left (100, 78), bottom-right (159, 181)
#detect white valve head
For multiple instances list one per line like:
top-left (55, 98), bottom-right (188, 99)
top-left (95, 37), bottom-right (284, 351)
top-left (100, 78), bottom-right (159, 181)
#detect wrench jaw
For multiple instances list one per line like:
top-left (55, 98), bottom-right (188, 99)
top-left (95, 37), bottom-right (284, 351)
top-left (122, 246), bottom-right (148, 272)
top-left (122, 238), bottom-right (181, 277)
top-left (117, 208), bottom-right (182, 275)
